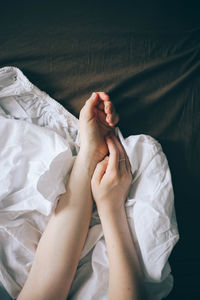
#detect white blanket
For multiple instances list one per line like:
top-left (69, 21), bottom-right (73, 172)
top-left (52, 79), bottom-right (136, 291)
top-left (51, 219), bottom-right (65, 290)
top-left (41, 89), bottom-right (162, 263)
top-left (0, 67), bottom-right (179, 300)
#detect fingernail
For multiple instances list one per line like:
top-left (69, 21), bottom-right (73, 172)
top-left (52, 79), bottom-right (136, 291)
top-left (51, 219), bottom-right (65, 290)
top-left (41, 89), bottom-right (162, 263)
top-left (92, 92), bottom-right (96, 98)
top-left (105, 156), bottom-right (109, 161)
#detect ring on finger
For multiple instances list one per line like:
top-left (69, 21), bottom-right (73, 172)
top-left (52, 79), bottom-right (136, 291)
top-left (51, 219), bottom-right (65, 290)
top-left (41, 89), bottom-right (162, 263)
top-left (119, 158), bottom-right (126, 162)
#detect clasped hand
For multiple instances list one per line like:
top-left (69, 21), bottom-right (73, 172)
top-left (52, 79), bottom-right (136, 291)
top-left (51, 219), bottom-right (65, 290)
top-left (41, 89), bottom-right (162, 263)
top-left (79, 92), bottom-right (119, 162)
top-left (79, 92), bottom-right (132, 213)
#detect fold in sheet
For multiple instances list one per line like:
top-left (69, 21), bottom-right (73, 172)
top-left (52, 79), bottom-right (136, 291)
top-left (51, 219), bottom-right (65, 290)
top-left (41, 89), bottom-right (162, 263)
top-left (0, 67), bottom-right (179, 300)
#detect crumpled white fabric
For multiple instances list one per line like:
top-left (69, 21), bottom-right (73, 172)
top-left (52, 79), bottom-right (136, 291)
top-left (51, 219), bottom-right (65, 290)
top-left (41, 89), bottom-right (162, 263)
top-left (0, 66), bottom-right (179, 300)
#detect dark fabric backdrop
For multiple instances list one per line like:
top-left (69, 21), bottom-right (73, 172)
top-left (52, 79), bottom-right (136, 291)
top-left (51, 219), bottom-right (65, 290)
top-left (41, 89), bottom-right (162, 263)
top-left (1, 1), bottom-right (200, 299)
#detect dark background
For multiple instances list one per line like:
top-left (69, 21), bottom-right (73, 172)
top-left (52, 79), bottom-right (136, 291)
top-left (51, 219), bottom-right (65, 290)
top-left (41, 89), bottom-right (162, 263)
top-left (0, 1), bottom-right (200, 299)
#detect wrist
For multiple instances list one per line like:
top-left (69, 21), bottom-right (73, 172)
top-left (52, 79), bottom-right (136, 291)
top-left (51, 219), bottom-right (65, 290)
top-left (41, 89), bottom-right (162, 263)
top-left (77, 147), bottom-right (104, 173)
top-left (97, 203), bottom-right (126, 222)
top-left (77, 149), bottom-right (99, 175)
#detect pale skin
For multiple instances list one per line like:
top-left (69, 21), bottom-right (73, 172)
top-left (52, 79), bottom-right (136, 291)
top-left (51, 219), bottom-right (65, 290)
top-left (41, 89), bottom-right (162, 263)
top-left (17, 92), bottom-right (144, 300)
top-left (92, 133), bottom-right (145, 300)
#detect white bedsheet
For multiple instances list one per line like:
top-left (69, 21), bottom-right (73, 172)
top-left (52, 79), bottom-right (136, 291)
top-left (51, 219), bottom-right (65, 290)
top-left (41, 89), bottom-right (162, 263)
top-left (0, 66), bottom-right (179, 300)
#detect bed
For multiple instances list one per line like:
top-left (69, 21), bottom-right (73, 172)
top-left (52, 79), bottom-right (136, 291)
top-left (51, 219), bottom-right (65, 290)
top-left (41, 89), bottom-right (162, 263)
top-left (0, 1), bottom-right (200, 299)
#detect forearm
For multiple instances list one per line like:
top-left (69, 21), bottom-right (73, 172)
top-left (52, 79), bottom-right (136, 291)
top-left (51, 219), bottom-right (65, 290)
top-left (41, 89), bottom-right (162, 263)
top-left (99, 207), bottom-right (145, 300)
top-left (18, 151), bottom-right (95, 300)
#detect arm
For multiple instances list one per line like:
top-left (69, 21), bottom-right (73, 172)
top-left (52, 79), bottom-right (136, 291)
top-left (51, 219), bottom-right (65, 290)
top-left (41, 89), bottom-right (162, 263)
top-left (17, 151), bottom-right (96, 300)
top-left (91, 133), bottom-right (145, 300)
top-left (17, 92), bottom-right (118, 300)
top-left (100, 206), bottom-right (144, 300)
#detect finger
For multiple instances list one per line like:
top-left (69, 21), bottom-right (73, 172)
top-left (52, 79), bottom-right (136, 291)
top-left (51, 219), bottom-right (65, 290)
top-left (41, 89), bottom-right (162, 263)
top-left (104, 101), bottom-right (112, 114)
top-left (92, 157), bottom-right (109, 184)
top-left (95, 92), bottom-right (119, 126)
top-left (106, 114), bottom-right (113, 126)
top-left (97, 101), bottom-right (115, 126)
top-left (110, 132), bottom-right (124, 158)
top-left (104, 101), bottom-right (119, 126)
top-left (115, 140), bottom-right (127, 175)
top-left (105, 103), bottom-right (114, 127)
top-left (96, 92), bottom-right (110, 101)
top-left (111, 111), bottom-right (119, 125)
top-left (105, 135), bottom-right (119, 173)
top-left (97, 101), bottom-right (105, 111)
top-left (118, 157), bottom-right (127, 175)
top-left (106, 114), bottom-right (119, 127)
top-left (97, 109), bottom-right (107, 124)
top-left (87, 92), bottom-right (99, 105)
top-left (85, 92), bottom-right (99, 117)
top-left (110, 133), bottom-right (130, 173)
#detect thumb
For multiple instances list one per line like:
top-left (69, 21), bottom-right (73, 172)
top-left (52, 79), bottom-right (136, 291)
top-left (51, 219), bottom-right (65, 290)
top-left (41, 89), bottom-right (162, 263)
top-left (92, 156), bottom-right (109, 184)
top-left (85, 92), bottom-right (99, 118)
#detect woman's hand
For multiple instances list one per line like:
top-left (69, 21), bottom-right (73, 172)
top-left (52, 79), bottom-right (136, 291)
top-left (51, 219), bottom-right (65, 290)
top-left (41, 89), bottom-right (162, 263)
top-left (79, 92), bottom-right (119, 163)
top-left (91, 133), bottom-right (145, 300)
top-left (91, 132), bottom-right (132, 215)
